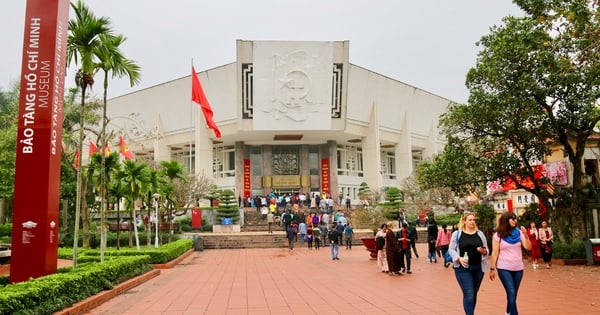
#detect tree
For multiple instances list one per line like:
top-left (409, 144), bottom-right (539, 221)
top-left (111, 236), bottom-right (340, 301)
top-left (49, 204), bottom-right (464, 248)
top-left (117, 160), bottom-right (151, 250)
top-left (0, 84), bottom-right (18, 224)
top-left (159, 160), bottom-right (186, 242)
top-left (172, 172), bottom-right (214, 212)
top-left (358, 182), bottom-right (374, 207)
top-left (0, 84), bottom-right (18, 201)
top-left (106, 170), bottom-right (126, 250)
top-left (382, 187), bottom-right (402, 220)
top-left (143, 168), bottom-right (162, 248)
top-left (95, 33), bottom-right (140, 257)
top-left (87, 151), bottom-right (120, 260)
top-left (215, 189), bottom-right (240, 224)
top-left (422, 0), bottom-right (600, 240)
top-left (67, 0), bottom-right (114, 265)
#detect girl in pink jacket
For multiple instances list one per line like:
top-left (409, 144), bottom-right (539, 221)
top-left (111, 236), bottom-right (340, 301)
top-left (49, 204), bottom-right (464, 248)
top-left (436, 224), bottom-right (452, 267)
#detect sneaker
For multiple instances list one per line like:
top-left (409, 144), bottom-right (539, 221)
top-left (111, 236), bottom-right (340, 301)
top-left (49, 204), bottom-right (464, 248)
top-left (406, 270), bottom-right (412, 274)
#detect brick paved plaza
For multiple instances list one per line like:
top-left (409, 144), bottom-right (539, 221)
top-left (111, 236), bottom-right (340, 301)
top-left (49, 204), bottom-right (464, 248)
top-left (82, 243), bottom-right (600, 315)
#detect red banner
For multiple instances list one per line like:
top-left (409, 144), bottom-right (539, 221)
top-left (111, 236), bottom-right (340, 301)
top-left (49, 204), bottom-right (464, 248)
top-left (321, 158), bottom-right (330, 194)
top-left (11, 0), bottom-right (69, 283)
top-left (191, 208), bottom-right (202, 229)
top-left (243, 159), bottom-right (251, 198)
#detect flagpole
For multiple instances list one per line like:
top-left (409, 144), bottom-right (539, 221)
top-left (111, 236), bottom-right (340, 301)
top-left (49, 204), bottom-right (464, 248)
top-left (190, 59), bottom-right (194, 175)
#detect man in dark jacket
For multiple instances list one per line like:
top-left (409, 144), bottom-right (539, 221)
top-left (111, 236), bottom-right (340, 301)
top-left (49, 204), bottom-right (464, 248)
top-left (408, 222), bottom-right (419, 258)
top-left (286, 224), bottom-right (296, 253)
top-left (328, 223), bottom-right (341, 260)
top-left (427, 218), bottom-right (439, 263)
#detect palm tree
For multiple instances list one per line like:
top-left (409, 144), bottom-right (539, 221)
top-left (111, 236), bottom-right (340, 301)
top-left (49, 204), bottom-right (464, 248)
top-left (67, 0), bottom-right (113, 266)
top-left (95, 33), bottom-right (141, 259)
top-left (160, 160), bottom-right (187, 242)
top-left (107, 171), bottom-right (126, 250)
top-left (87, 152), bottom-right (120, 261)
top-left (117, 160), bottom-right (151, 250)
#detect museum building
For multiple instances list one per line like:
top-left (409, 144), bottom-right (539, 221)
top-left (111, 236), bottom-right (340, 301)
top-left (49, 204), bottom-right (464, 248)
top-left (103, 40), bottom-right (453, 202)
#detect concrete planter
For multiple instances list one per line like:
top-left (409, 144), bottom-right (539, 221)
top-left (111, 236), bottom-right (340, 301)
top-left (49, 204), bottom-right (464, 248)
top-left (212, 224), bottom-right (241, 233)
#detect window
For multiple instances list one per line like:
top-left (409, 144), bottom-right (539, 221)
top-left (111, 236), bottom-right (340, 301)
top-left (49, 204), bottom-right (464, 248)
top-left (412, 151), bottom-right (423, 171)
top-left (250, 146), bottom-right (262, 176)
top-left (336, 145), bottom-right (363, 176)
top-left (172, 149), bottom-right (195, 174)
top-left (381, 150), bottom-right (396, 179)
top-left (213, 145), bottom-right (235, 178)
top-left (309, 146), bottom-right (319, 175)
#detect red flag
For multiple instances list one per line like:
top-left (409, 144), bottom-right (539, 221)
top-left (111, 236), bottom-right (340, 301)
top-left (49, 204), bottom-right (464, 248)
top-left (119, 135), bottom-right (135, 160)
top-left (89, 141), bottom-right (99, 157)
top-left (192, 66), bottom-right (221, 138)
top-left (74, 150), bottom-right (80, 170)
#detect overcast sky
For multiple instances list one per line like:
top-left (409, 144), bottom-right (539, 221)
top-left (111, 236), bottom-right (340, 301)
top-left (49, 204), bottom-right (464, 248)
top-left (0, 0), bottom-right (523, 104)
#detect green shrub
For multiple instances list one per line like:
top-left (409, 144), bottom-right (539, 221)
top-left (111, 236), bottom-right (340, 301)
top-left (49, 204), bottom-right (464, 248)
top-left (552, 240), bottom-right (586, 259)
top-left (59, 238), bottom-right (193, 264)
top-left (1, 238), bottom-right (193, 313)
top-left (0, 224), bottom-right (12, 237)
top-left (0, 256), bottom-right (151, 315)
top-left (434, 213), bottom-right (461, 227)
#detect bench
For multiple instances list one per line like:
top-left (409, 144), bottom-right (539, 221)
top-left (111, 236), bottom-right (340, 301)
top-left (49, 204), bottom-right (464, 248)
top-left (158, 223), bottom-right (179, 232)
top-left (108, 222), bottom-right (131, 232)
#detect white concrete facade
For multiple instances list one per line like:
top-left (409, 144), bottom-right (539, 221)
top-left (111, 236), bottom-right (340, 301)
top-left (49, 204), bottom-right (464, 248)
top-left (104, 40), bottom-right (452, 202)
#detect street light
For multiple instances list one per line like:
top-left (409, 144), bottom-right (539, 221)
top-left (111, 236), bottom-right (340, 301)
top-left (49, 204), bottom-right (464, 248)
top-left (153, 193), bottom-right (160, 248)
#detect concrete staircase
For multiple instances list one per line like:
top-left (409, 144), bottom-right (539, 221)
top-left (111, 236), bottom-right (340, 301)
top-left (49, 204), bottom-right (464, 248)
top-left (183, 208), bottom-right (431, 250)
top-left (184, 229), bottom-right (375, 250)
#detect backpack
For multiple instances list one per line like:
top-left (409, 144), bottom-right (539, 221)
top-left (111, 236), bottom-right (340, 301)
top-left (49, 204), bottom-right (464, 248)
top-left (376, 236), bottom-right (385, 250)
top-left (312, 215), bottom-right (319, 225)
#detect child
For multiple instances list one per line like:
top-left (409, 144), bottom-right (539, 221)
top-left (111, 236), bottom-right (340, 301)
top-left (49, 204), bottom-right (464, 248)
top-left (306, 225), bottom-right (314, 250)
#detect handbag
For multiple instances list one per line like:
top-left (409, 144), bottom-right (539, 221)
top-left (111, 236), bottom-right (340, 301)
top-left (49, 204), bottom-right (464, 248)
top-left (444, 250), bottom-right (452, 263)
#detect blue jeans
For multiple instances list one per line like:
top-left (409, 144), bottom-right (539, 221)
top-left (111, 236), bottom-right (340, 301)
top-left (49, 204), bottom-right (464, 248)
top-left (497, 269), bottom-right (523, 315)
top-left (330, 243), bottom-right (339, 259)
top-left (454, 264), bottom-right (484, 315)
top-left (428, 251), bottom-right (437, 262)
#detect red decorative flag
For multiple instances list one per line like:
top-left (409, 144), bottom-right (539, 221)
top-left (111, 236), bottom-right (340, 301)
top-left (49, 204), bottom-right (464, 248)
top-left (192, 66), bottom-right (221, 138)
top-left (119, 135), bottom-right (134, 160)
top-left (89, 141), bottom-right (99, 157)
top-left (74, 150), bottom-right (80, 170)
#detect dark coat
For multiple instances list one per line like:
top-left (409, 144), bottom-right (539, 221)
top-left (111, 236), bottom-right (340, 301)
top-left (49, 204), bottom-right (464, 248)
top-left (385, 229), bottom-right (402, 272)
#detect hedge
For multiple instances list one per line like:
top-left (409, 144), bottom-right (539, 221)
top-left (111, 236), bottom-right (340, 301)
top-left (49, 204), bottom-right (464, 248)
top-left (0, 255), bottom-right (151, 315)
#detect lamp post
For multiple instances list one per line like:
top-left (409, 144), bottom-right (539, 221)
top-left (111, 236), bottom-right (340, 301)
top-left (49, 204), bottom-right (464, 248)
top-left (153, 193), bottom-right (160, 248)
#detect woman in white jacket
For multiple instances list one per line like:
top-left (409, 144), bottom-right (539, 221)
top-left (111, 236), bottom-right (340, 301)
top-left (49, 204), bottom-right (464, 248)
top-left (447, 212), bottom-right (489, 315)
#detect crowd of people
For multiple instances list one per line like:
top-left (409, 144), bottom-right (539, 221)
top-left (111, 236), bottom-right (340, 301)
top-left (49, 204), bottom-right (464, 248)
top-left (247, 194), bottom-right (553, 315)
top-left (241, 192), bottom-right (341, 215)
top-left (373, 210), bottom-right (553, 315)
